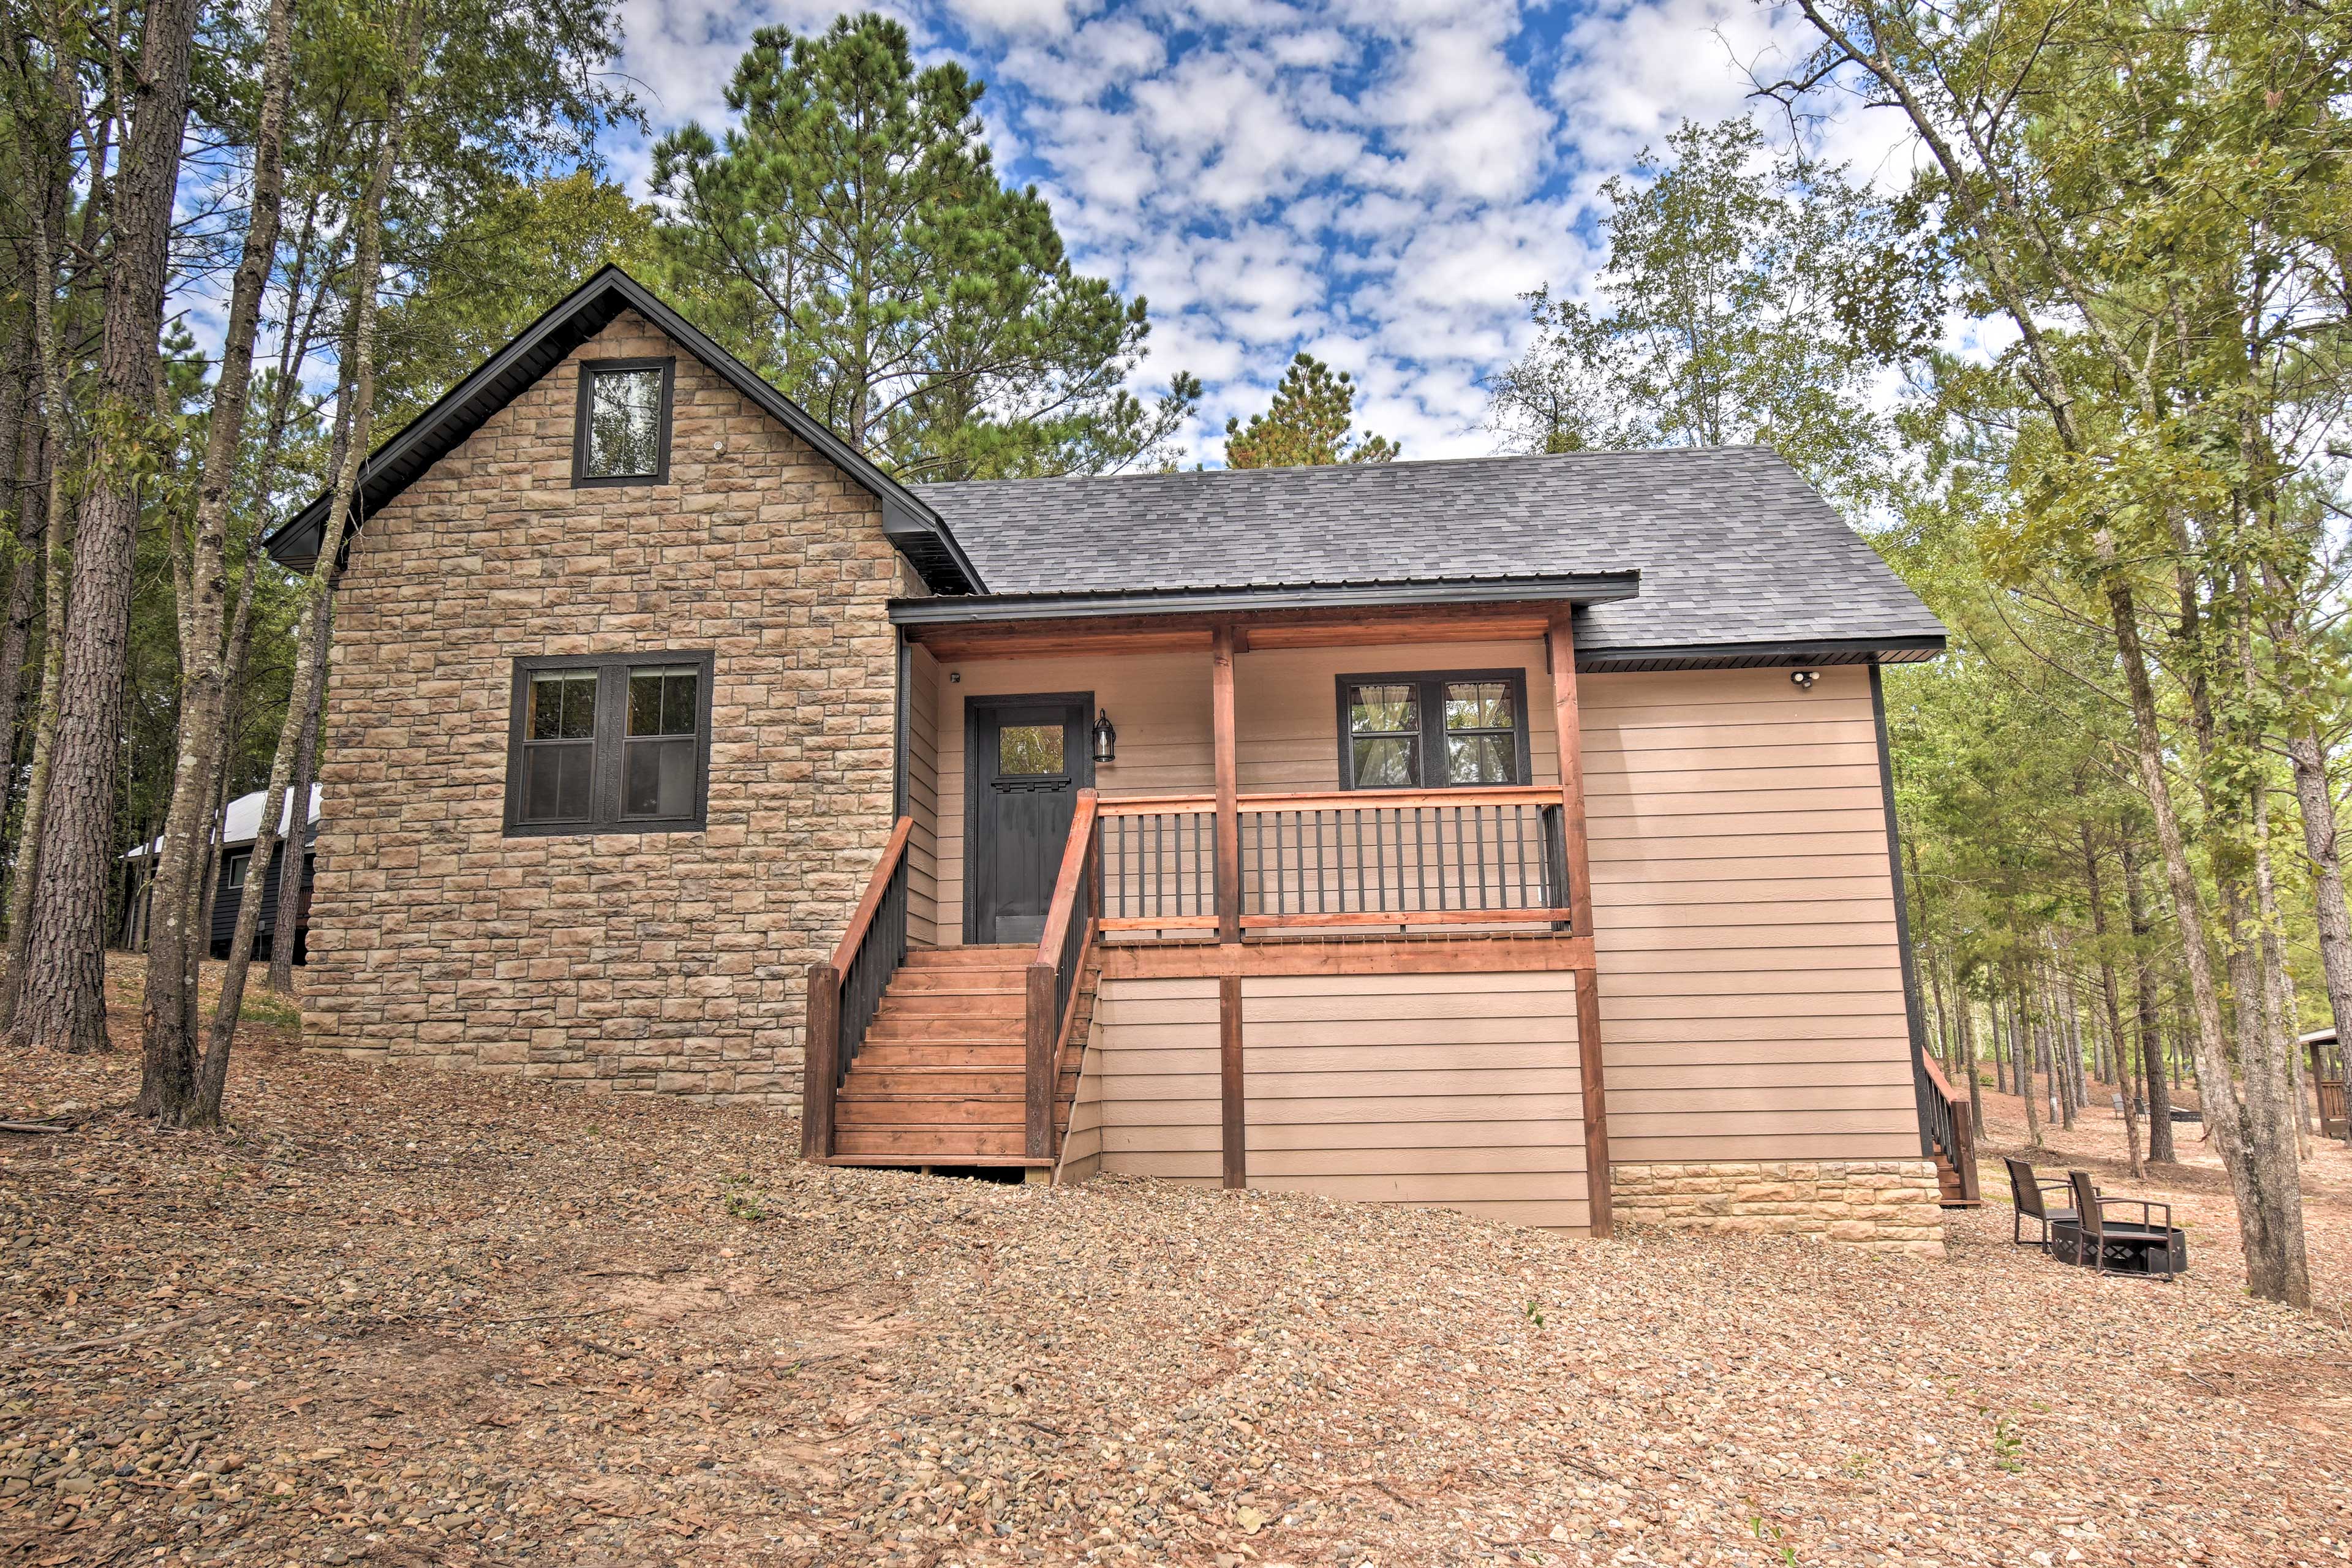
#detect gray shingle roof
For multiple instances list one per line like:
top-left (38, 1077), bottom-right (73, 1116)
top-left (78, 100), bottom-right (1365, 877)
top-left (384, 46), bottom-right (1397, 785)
top-left (913, 447), bottom-right (1943, 658)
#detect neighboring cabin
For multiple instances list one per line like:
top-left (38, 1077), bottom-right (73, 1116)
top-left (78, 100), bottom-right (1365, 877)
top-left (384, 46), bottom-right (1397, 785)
top-left (263, 267), bottom-right (1963, 1251)
top-left (123, 785), bottom-right (321, 960)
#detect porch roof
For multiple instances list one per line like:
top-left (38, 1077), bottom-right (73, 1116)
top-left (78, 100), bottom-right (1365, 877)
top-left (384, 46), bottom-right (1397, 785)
top-left (911, 447), bottom-right (1945, 666)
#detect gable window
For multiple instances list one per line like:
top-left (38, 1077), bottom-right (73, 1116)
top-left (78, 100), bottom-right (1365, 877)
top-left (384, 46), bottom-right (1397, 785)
top-left (505, 651), bottom-right (713, 835)
top-left (1336, 670), bottom-right (1532, 790)
top-left (572, 358), bottom-right (674, 486)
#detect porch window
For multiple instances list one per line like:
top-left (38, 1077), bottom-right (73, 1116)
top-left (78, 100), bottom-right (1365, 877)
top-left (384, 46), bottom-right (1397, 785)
top-left (505, 651), bottom-right (712, 835)
top-left (1338, 670), bottom-right (1531, 790)
top-left (572, 358), bottom-right (674, 486)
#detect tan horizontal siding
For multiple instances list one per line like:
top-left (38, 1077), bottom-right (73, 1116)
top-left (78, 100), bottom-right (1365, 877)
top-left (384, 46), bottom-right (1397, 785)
top-left (905, 644), bottom-right (941, 947)
top-left (1586, 670), bottom-right (1914, 1167)
top-left (1091, 976), bottom-right (1220, 1183)
top-left (1239, 971), bottom-right (1586, 1229)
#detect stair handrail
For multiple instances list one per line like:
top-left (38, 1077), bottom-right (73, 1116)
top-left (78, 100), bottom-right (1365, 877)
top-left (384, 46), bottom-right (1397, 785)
top-left (1027, 790), bottom-right (1101, 1159)
top-left (1918, 1049), bottom-right (1980, 1202)
top-left (803, 816), bottom-right (915, 1161)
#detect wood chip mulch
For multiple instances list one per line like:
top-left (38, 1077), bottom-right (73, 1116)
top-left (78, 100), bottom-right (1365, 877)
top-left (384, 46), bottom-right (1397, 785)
top-left (4, 976), bottom-right (2350, 1567)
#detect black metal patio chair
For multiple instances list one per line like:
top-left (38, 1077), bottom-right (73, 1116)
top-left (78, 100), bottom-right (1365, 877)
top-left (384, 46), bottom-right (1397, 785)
top-left (2067, 1170), bottom-right (2184, 1281)
top-left (2003, 1155), bottom-right (2075, 1251)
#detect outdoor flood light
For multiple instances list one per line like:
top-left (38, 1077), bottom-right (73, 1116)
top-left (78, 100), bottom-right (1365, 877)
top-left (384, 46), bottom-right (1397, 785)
top-left (1790, 669), bottom-right (1818, 690)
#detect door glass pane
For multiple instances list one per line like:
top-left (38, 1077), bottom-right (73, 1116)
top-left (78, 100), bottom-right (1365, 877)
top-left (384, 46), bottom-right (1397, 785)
top-left (585, 368), bottom-right (663, 477)
top-left (1352, 736), bottom-right (1419, 788)
top-left (999, 723), bottom-right (1064, 775)
top-left (1446, 733), bottom-right (1517, 785)
top-left (629, 666), bottom-right (698, 736)
top-left (529, 671), bottom-right (598, 741)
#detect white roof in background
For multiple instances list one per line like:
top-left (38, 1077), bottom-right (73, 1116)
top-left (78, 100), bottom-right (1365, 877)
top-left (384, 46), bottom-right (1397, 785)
top-left (125, 785), bottom-right (321, 860)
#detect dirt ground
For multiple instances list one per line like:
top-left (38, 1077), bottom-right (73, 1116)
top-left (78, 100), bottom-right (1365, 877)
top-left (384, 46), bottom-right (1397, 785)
top-left (5, 970), bottom-right (2351, 1567)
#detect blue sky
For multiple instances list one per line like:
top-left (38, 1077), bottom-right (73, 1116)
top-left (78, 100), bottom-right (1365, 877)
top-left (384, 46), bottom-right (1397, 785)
top-left (604, 0), bottom-right (1907, 465)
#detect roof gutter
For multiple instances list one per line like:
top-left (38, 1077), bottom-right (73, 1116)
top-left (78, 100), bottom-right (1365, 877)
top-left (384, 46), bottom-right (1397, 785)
top-left (890, 571), bottom-right (1642, 627)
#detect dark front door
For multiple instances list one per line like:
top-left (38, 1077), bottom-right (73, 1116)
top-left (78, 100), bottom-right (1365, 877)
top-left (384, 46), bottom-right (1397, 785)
top-left (967, 694), bottom-right (1092, 946)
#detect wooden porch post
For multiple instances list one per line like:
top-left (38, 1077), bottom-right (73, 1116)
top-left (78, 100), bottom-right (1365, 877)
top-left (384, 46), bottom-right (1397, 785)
top-left (1212, 624), bottom-right (1246, 1188)
top-left (1547, 609), bottom-right (1612, 1235)
top-left (802, 962), bottom-right (840, 1161)
top-left (1213, 624), bottom-right (1241, 943)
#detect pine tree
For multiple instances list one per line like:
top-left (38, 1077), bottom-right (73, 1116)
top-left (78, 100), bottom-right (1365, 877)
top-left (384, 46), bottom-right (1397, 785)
top-left (1223, 353), bottom-right (1398, 469)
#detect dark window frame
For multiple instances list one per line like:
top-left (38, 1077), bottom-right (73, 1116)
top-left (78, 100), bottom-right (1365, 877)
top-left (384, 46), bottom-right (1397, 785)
top-left (1333, 668), bottom-right (1534, 791)
top-left (503, 650), bottom-right (714, 837)
top-left (571, 357), bottom-right (675, 488)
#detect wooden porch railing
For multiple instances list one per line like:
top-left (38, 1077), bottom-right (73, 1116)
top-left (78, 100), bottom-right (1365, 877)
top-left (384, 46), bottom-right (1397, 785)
top-left (1093, 786), bottom-right (1572, 933)
top-left (802, 816), bottom-right (913, 1161)
top-left (1028, 790), bottom-right (1101, 1158)
top-left (1918, 1051), bottom-right (1980, 1202)
top-left (1241, 786), bottom-right (1570, 929)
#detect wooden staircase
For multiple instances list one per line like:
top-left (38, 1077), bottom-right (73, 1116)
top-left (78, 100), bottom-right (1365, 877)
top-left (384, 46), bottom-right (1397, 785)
top-left (828, 946), bottom-right (1093, 1168)
top-left (1919, 1054), bottom-right (1983, 1208)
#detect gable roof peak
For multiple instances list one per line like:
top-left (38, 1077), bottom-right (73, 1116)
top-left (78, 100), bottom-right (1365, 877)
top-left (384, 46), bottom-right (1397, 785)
top-left (262, 265), bottom-right (984, 595)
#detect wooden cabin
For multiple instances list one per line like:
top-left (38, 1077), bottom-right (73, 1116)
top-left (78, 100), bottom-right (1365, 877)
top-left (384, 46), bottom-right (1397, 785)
top-left (265, 268), bottom-right (1964, 1250)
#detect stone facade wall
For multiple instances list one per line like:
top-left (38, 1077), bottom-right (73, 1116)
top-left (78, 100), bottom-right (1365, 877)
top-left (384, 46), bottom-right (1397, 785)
top-left (1609, 1160), bottom-right (1945, 1256)
top-left (302, 308), bottom-right (901, 1105)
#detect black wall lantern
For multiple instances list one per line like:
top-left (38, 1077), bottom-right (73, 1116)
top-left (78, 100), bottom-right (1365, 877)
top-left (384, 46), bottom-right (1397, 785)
top-left (1090, 709), bottom-right (1117, 764)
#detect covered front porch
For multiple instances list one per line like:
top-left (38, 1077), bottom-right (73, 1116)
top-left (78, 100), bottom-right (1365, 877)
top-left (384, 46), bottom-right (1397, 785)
top-left (802, 581), bottom-right (1627, 1224)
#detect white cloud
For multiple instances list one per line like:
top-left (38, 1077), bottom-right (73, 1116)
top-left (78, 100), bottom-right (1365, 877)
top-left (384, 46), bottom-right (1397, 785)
top-left (589, 0), bottom-right (1905, 464)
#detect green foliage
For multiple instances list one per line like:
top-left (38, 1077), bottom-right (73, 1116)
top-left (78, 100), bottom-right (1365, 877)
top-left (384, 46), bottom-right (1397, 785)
top-left (1223, 353), bottom-right (1397, 468)
top-left (1489, 118), bottom-right (1896, 510)
top-left (376, 173), bottom-right (655, 427)
top-left (647, 13), bottom-right (1192, 480)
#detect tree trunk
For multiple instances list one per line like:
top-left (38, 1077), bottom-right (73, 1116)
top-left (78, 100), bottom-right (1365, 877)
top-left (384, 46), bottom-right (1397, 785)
top-left (265, 605), bottom-right (328, 993)
top-left (2104, 564), bottom-right (2307, 1303)
top-left (9, 0), bottom-right (204, 1055)
top-left (138, 0), bottom-right (294, 1120)
top-left (0, 236), bottom-right (77, 1028)
top-left (2085, 825), bottom-right (2142, 1176)
top-left (1960, 989), bottom-right (1984, 1139)
top-left (192, 57), bottom-right (410, 1125)
top-left (2013, 973), bottom-right (2041, 1148)
top-left (1991, 990), bottom-right (2008, 1094)
top-left (0, 398), bottom-right (46, 839)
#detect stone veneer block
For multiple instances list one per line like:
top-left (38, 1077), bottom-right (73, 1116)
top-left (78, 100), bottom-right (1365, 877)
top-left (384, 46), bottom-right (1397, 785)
top-left (301, 309), bottom-right (902, 1107)
top-left (1608, 1159), bottom-right (1947, 1256)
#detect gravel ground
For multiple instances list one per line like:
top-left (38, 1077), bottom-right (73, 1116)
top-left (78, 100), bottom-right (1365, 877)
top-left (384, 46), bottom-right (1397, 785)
top-left (4, 971), bottom-right (2350, 1567)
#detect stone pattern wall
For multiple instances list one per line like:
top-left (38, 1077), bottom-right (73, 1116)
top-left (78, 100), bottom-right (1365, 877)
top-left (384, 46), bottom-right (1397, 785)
top-left (1609, 1160), bottom-right (1946, 1256)
top-left (303, 309), bottom-right (900, 1105)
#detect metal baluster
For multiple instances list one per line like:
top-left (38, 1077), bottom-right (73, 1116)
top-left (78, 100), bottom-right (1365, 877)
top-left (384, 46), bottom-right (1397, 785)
top-left (1439, 804), bottom-right (1458, 912)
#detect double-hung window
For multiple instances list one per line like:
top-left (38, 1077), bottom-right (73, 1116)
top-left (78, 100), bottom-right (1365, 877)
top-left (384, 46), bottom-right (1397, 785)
top-left (505, 651), bottom-right (713, 835)
top-left (1336, 669), bottom-right (1532, 790)
top-left (572, 358), bottom-right (674, 486)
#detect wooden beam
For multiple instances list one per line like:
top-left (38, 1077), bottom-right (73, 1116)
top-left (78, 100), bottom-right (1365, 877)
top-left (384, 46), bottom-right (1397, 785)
top-left (1219, 971), bottom-right (1246, 1189)
top-left (1547, 609), bottom-right (1611, 1237)
top-left (905, 603), bottom-right (1561, 663)
top-left (1238, 908), bottom-right (1576, 930)
top-left (802, 962), bottom-right (840, 1161)
top-left (1099, 932), bottom-right (1596, 979)
top-left (1212, 624), bottom-right (1240, 943)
